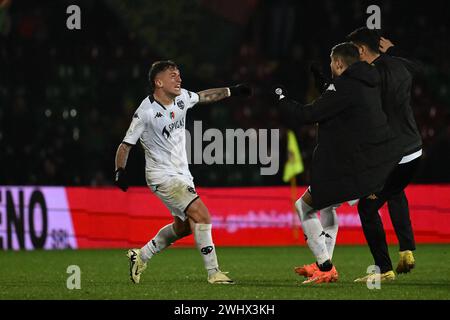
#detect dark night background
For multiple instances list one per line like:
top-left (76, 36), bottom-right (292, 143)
top-left (1, 0), bottom-right (449, 187)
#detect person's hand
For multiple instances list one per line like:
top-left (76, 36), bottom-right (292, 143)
top-left (379, 37), bottom-right (394, 53)
top-left (114, 168), bottom-right (128, 192)
top-left (229, 84), bottom-right (252, 97)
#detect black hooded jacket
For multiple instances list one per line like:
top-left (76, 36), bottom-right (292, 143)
top-left (373, 47), bottom-right (423, 155)
top-left (279, 61), bottom-right (400, 209)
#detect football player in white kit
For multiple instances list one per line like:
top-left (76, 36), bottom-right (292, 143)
top-left (114, 60), bottom-right (251, 284)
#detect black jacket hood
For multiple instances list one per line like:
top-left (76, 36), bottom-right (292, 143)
top-left (342, 61), bottom-right (380, 87)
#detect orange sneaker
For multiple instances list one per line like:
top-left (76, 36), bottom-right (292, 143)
top-left (294, 263), bottom-right (319, 278)
top-left (302, 266), bottom-right (339, 284)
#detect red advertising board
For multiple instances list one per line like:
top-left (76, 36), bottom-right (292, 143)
top-left (64, 185), bottom-right (450, 249)
top-left (1, 185), bottom-right (449, 250)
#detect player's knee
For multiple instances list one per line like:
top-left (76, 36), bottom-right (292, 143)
top-left (302, 190), bottom-right (313, 206)
top-left (186, 200), bottom-right (211, 224)
top-left (193, 209), bottom-right (211, 224)
top-left (173, 220), bottom-right (192, 238)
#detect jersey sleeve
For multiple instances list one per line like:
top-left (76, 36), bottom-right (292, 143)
top-left (122, 110), bottom-right (148, 145)
top-left (182, 89), bottom-right (199, 109)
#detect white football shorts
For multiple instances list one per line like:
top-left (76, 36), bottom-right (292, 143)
top-left (149, 175), bottom-right (199, 221)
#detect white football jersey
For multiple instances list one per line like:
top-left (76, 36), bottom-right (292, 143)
top-left (123, 89), bottom-right (199, 185)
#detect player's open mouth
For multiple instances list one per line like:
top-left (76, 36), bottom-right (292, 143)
top-left (175, 85), bottom-right (181, 89)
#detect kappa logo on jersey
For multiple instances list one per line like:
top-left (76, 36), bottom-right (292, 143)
top-left (176, 100), bottom-right (185, 110)
top-left (326, 84), bottom-right (336, 91)
top-left (154, 112), bottom-right (163, 118)
top-left (170, 111), bottom-right (175, 120)
top-left (133, 113), bottom-right (140, 119)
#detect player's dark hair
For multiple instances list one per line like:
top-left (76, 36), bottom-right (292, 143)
top-left (331, 42), bottom-right (360, 66)
top-left (148, 60), bottom-right (178, 92)
top-left (346, 27), bottom-right (380, 54)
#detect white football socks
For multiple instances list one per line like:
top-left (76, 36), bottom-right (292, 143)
top-left (140, 223), bottom-right (180, 263)
top-left (296, 198), bottom-right (330, 265)
top-left (320, 206), bottom-right (339, 259)
top-left (194, 223), bottom-right (219, 276)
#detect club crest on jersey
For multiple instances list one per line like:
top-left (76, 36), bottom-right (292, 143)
top-left (170, 111), bottom-right (175, 119)
top-left (176, 100), bottom-right (185, 110)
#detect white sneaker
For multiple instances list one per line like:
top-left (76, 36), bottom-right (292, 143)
top-left (127, 249), bottom-right (147, 284)
top-left (207, 270), bottom-right (234, 284)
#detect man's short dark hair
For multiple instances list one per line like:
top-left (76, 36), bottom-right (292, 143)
top-left (148, 60), bottom-right (178, 92)
top-left (331, 42), bottom-right (360, 66)
top-left (346, 27), bottom-right (380, 54)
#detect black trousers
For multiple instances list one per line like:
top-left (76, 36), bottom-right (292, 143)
top-left (357, 157), bottom-right (419, 273)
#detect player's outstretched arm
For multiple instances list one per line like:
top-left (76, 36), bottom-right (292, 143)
top-left (197, 84), bottom-right (251, 104)
top-left (197, 87), bottom-right (230, 104)
top-left (114, 142), bottom-right (132, 191)
top-left (273, 84), bottom-right (350, 127)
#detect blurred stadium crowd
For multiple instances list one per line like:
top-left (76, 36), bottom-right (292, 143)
top-left (1, 0), bottom-right (449, 187)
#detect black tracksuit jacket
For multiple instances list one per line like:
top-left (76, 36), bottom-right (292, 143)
top-left (279, 61), bottom-right (400, 209)
top-left (372, 46), bottom-right (423, 156)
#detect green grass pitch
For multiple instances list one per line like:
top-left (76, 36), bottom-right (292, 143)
top-left (0, 244), bottom-right (449, 300)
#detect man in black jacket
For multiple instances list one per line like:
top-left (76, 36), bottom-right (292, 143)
top-left (275, 42), bottom-right (399, 283)
top-left (347, 27), bottom-right (423, 282)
